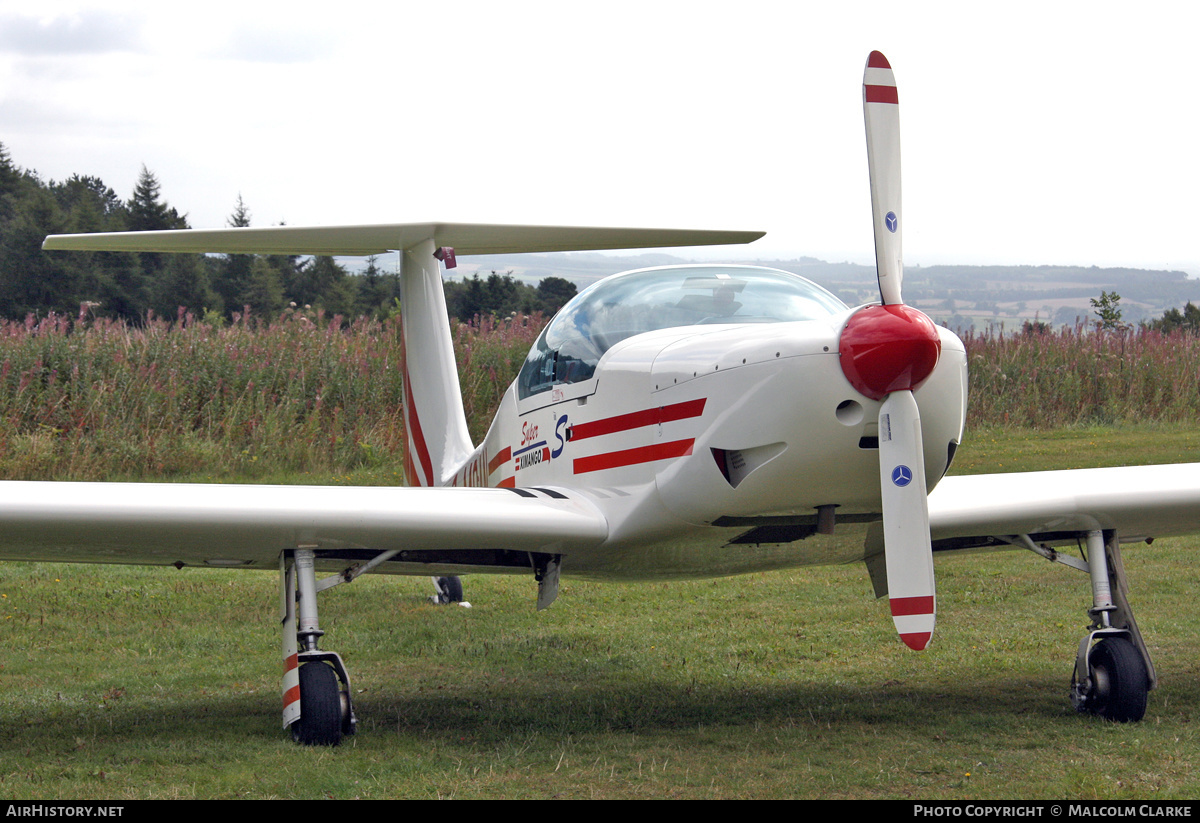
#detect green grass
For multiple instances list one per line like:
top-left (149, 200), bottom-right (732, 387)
top-left (953, 422), bottom-right (1200, 474)
top-left (1, 425), bottom-right (1198, 799)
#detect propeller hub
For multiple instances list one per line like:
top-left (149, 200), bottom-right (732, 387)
top-left (838, 304), bottom-right (941, 400)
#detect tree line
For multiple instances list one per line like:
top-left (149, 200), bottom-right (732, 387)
top-left (0, 144), bottom-right (574, 324)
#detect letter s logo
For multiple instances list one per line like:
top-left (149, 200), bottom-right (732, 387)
top-left (552, 415), bottom-right (570, 459)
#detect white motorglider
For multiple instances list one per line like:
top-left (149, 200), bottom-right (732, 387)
top-left (29, 52), bottom-right (1200, 745)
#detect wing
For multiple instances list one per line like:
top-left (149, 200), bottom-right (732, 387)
top-left (0, 481), bottom-right (607, 571)
top-left (929, 463), bottom-right (1200, 547)
top-left (42, 222), bottom-right (764, 256)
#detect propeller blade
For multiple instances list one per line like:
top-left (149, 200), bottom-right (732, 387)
top-left (878, 389), bottom-right (936, 650)
top-left (863, 50), bottom-right (903, 306)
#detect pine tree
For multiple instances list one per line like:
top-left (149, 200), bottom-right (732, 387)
top-left (214, 194), bottom-right (254, 315)
top-left (536, 276), bottom-right (577, 313)
top-left (243, 257), bottom-right (285, 317)
top-left (117, 166), bottom-right (191, 319)
top-left (127, 165), bottom-right (186, 232)
top-left (358, 255), bottom-right (400, 317)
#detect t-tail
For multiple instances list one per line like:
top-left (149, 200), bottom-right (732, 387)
top-left (43, 221), bottom-right (763, 488)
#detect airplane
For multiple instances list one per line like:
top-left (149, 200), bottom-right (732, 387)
top-left (27, 51), bottom-right (1200, 746)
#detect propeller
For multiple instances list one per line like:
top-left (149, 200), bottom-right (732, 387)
top-left (839, 51), bottom-right (941, 650)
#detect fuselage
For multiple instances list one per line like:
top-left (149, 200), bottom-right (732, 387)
top-left (449, 265), bottom-right (967, 579)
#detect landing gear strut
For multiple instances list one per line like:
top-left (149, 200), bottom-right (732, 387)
top-left (1068, 530), bottom-right (1154, 722)
top-left (281, 549), bottom-right (356, 745)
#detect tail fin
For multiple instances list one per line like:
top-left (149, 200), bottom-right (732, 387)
top-left (399, 240), bottom-right (472, 487)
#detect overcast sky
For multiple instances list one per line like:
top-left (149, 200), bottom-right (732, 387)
top-left (3, 1), bottom-right (1197, 275)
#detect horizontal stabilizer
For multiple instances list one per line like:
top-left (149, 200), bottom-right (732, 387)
top-left (43, 222), bottom-right (764, 256)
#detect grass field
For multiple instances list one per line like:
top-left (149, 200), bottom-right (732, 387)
top-left (1, 424), bottom-right (1198, 799)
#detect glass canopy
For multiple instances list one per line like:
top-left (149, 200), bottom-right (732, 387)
top-left (517, 265), bottom-right (846, 399)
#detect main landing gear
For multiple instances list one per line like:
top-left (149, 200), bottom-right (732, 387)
top-left (1068, 530), bottom-right (1153, 722)
top-left (278, 556), bottom-right (475, 744)
top-left (1016, 529), bottom-right (1154, 722)
top-left (281, 549), bottom-right (357, 746)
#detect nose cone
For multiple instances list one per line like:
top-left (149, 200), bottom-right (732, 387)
top-left (838, 304), bottom-right (941, 400)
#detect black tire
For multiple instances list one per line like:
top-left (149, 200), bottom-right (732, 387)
top-left (291, 662), bottom-right (344, 746)
top-left (435, 576), bottom-right (464, 604)
top-left (1085, 637), bottom-right (1149, 722)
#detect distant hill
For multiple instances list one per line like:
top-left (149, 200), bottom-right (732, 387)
top-left (446, 252), bottom-right (1200, 330)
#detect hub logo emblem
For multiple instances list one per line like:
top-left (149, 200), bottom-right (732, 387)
top-left (891, 465), bottom-right (913, 487)
top-left (885, 211), bottom-right (898, 233)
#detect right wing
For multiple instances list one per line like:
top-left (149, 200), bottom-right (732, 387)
top-left (0, 481), bottom-right (607, 571)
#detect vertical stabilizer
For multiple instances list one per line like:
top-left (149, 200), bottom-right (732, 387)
top-left (400, 238), bottom-right (473, 486)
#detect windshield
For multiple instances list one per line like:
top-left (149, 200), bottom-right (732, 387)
top-left (517, 265), bottom-right (846, 399)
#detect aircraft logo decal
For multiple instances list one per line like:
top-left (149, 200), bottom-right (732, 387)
top-left (885, 211), bottom-right (898, 233)
top-left (551, 416), bottom-right (571, 459)
top-left (514, 423), bottom-right (550, 471)
top-left (514, 442), bottom-right (551, 471)
top-left (891, 465), bottom-right (913, 487)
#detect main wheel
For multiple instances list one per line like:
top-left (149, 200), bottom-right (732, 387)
top-left (1081, 637), bottom-right (1149, 722)
top-left (432, 576), bottom-right (464, 604)
top-left (291, 662), bottom-right (344, 746)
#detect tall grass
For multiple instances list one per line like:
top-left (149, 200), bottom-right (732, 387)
top-left (0, 309), bottom-right (543, 481)
top-left (455, 312), bottom-right (543, 443)
top-left (0, 310), bottom-right (1195, 481)
top-left (963, 324), bottom-right (1200, 429)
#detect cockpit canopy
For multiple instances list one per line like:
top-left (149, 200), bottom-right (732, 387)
top-left (517, 265), bottom-right (847, 399)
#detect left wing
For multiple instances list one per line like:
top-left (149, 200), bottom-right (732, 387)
top-left (0, 481), bottom-right (607, 569)
top-left (929, 463), bottom-right (1200, 546)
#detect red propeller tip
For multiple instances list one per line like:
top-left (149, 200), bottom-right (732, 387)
top-left (867, 51), bottom-right (891, 69)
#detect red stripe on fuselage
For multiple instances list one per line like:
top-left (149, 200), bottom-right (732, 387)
top-left (488, 446), bottom-right (512, 475)
top-left (573, 439), bottom-right (695, 474)
top-left (571, 398), bottom-right (706, 441)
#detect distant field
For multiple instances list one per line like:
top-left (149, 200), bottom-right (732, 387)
top-left (1, 425), bottom-right (1197, 799)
